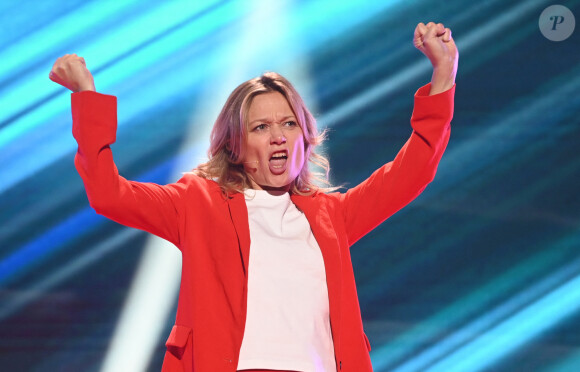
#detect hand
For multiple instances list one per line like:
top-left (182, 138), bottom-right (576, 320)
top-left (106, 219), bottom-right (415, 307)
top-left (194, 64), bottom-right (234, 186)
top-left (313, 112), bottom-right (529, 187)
top-left (414, 22), bottom-right (458, 95)
top-left (49, 54), bottom-right (95, 93)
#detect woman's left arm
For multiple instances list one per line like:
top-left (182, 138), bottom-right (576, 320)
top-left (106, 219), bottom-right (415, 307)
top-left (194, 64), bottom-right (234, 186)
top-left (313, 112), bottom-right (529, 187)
top-left (337, 22), bottom-right (458, 245)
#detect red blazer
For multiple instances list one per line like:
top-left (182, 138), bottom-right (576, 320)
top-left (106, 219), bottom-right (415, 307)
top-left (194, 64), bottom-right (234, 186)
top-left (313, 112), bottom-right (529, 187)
top-left (71, 83), bottom-right (454, 372)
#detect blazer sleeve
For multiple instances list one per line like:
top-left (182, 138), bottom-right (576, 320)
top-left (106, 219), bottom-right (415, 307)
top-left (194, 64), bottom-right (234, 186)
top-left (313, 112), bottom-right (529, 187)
top-left (337, 83), bottom-right (455, 246)
top-left (72, 91), bottom-right (186, 247)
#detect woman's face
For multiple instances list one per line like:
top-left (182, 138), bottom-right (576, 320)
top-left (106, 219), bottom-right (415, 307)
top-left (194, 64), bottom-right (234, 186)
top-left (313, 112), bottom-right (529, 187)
top-left (242, 91), bottom-right (305, 193)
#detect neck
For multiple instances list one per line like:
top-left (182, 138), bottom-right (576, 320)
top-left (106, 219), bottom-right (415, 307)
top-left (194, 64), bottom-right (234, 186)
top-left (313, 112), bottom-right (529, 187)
top-left (249, 180), bottom-right (292, 196)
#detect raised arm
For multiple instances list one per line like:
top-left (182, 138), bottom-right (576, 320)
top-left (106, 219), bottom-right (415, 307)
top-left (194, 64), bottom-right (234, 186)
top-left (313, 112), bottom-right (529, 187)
top-left (338, 22), bottom-right (458, 245)
top-left (50, 55), bottom-right (185, 246)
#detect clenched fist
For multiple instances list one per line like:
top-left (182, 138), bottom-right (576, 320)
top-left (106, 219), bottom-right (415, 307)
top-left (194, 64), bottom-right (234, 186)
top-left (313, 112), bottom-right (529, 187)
top-left (414, 22), bottom-right (458, 95)
top-left (49, 54), bottom-right (95, 93)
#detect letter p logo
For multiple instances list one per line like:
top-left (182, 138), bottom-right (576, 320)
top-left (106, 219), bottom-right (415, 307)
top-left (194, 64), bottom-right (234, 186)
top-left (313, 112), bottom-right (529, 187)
top-left (539, 5), bottom-right (575, 41)
top-left (550, 15), bottom-right (565, 30)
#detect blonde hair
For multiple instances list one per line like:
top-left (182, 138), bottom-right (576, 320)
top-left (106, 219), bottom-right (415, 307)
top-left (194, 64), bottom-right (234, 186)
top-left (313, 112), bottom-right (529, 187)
top-left (194, 72), bottom-right (335, 195)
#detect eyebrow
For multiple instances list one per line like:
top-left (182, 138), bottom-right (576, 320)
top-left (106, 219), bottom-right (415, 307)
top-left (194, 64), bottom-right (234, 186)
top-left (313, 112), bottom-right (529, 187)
top-left (249, 115), bottom-right (296, 125)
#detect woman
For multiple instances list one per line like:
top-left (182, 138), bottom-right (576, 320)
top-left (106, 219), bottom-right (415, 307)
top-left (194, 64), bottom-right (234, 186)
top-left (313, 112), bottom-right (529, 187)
top-left (50, 21), bottom-right (458, 372)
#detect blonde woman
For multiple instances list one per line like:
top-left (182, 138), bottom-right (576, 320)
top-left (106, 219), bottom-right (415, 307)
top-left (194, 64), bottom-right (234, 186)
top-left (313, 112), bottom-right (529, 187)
top-left (50, 22), bottom-right (458, 372)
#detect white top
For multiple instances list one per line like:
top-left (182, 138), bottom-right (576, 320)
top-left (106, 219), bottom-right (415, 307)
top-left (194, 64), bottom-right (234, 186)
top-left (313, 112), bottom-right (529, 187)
top-left (237, 189), bottom-right (336, 372)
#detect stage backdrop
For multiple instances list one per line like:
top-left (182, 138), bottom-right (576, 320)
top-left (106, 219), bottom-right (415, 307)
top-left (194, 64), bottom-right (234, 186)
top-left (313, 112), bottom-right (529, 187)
top-left (1, 1), bottom-right (579, 371)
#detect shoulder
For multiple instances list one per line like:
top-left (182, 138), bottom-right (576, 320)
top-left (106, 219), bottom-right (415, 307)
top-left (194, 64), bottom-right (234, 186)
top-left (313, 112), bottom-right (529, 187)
top-left (291, 189), bottom-right (343, 212)
top-left (175, 173), bottom-right (226, 202)
top-left (178, 172), bottom-right (218, 187)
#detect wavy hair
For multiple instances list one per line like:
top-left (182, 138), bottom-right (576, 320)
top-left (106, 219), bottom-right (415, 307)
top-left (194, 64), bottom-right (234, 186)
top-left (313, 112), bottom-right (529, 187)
top-left (194, 72), bottom-right (335, 195)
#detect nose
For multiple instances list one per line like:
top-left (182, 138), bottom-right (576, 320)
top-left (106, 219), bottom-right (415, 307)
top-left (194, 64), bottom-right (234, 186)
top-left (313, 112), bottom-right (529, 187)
top-left (270, 126), bottom-right (286, 144)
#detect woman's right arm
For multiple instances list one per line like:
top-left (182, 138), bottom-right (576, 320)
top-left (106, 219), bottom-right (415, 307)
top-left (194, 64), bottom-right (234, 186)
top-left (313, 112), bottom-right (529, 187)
top-left (50, 55), bottom-right (185, 246)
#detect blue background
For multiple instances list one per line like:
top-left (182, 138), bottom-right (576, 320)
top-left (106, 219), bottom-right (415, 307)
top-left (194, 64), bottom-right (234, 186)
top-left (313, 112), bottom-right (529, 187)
top-left (1, 1), bottom-right (579, 371)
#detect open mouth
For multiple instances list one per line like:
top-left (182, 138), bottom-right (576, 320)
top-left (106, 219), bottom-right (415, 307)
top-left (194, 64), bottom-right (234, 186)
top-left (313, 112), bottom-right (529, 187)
top-left (269, 150), bottom-right (288, 170)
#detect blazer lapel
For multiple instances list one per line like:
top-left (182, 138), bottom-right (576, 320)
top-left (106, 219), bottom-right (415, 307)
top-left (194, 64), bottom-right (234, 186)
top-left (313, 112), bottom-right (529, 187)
top-left (292, 194), bottom-right (343, 351)
top-left (227, 193), bottom-right (250, 277)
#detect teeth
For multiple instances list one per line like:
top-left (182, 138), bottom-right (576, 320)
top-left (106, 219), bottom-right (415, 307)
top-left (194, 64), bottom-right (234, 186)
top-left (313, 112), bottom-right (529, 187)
top-left (271, 153), bottom-right (286, 159)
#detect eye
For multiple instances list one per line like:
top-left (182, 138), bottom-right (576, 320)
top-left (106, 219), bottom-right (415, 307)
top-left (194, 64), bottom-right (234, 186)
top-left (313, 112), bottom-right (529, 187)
top-left (253, 123), bottom-right (268, 132)
top-left (284, 121), bottom-right (297, 127)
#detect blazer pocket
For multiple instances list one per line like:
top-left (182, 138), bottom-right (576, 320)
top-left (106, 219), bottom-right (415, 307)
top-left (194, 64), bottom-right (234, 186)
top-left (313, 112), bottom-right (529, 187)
top-left (363, 332), bottom-right (371, 352)
top-left (165, 325), bottom-right (192, 360)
